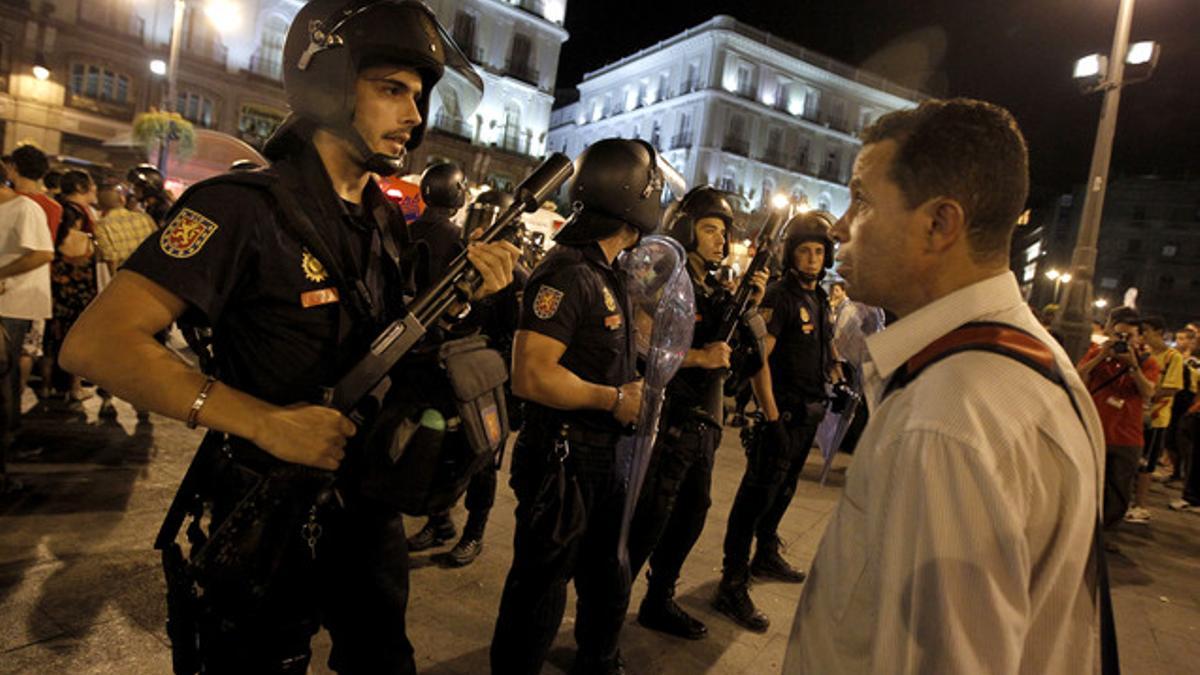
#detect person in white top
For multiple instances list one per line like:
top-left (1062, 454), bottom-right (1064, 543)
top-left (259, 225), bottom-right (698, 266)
top-left (0, 171), bottom-right (53, 496)
top-left (784, 98), bottom-right (1105, 674)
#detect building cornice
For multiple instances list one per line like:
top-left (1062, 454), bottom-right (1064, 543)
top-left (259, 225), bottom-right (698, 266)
top-left (479, 0), bottom-right (570, 42)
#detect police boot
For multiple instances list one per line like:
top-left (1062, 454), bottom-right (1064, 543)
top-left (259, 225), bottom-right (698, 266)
top-left (443, 535), bottom-right (483, 567)
top-left (570, 650), bottom-right (626, 675)
top-left (637, 575), bottom-right (707, 640)
top-left (712, 566), bottom-right (769, 633)
top-left (406, 517), bottom-right (457, 552)
top-left (750, 537), bottom-right (807, 583)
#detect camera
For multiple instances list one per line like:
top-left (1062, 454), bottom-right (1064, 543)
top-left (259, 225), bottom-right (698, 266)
top-left (1111, 332), bottom-right (1130, 354)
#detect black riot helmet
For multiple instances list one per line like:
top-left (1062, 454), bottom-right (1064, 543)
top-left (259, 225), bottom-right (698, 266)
top-left (269, 0), bottom-right (483, 176)
top-left (419, 162), bottom-right (467, 211)
top-left (554, 138), bottom-right (665, 246)
top-left (782, 209), bottom-right (837, 281)
top-left (229, 159), bottom-right (262, 172)
top-left (126, 163), bottom-right (165, 198)
top-left (462, 188), bottom-right (516, 242)
top-left (663, 185), bottom-right (735, 263)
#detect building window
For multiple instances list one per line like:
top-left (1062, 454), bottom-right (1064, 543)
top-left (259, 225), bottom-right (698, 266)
top-left (718, 168), bottom-right (737, 193)
top-left (649, 120), bottom-right (661, 149)
top-left (183, 6), bottom-right (226, 65)
top-left (251, 15), bottom-right (287, 80)
top-left (506, 33), bottom-right (536, 85)
top-left (69, 63), bottom-right (131, 104)
top-left (735, 64), bottom-right (753, 97)
top-left (238, 103), bottom-right (285, 148)
top-left (452, 11), bottom-right (478, 58)
top-left (656, 72), bottom-right (669, 101)
top-left (79, 0), bottom-right (142, 39)
top-left (178, 91), bottom-right (216, 128)
top-left (1023, 263), bottom-right (1038, 283)
top-left (1100, 277), bottom-right (1119, 289)
top-left (683, 62), bottom-right (699, 93)
top-left (1024, 241), bottom-right (1041, 262)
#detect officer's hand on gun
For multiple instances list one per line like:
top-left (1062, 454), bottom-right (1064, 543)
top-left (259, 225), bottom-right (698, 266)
top-left (467, 240), bottom-right (522, 300)
top-left (747, 269), bottom-right (770, 306)
top-left (697, 342), bottom-right (733, 370)
top-left (612, 379), bottom-right (645, 426)
top-left (254, 403), bottom-right (357, 471)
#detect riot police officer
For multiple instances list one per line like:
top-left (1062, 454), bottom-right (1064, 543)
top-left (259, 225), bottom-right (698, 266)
top-left (60, 2), bottom-right (517, 672)
top-left (405, 166), bottom-right (510, 568)
top-left (126, 163), bottom-right (174, 226)
top-left (621, 187), bottom-right (766, 640)
top-left (491, 138), bottom-right (661, 675)
top-left (713, 210), bottom-right (839, 633)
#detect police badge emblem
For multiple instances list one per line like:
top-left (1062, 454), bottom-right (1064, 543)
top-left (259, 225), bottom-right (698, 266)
top-left (160, 208), bottom-right (218, 258)
top-left (301, 249), bottom-right (329, 283)
top-left (533, 285), bottom-right (564, 319)
top-left (602, 286), bottom-right (617, 312)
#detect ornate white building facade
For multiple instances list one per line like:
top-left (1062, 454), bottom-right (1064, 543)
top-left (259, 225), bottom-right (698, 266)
top-left (548, 15), bottom-right (921, 216)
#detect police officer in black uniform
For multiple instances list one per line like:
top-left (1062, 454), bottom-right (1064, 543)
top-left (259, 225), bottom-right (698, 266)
top-left (491, 138), bottom-right (663, 675)
top-left (126, 163), bottom-right (174, 226)
top-left (405, 164), bottom-right (507, 567)
top-left (61, 2), bottom-right (516, 672)
top-left (713, 210), bottom-right (839, 633)
top-left (621, 187), bottom-right (766, 640)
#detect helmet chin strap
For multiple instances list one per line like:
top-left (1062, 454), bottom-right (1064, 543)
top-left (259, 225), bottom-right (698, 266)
top-left (793, 268), bottom-right (824, 284)
top-left (336, 123), bottom-right (407, 177)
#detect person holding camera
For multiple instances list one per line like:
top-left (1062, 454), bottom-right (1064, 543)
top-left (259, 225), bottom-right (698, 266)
top-left (1077, 306), bottom-right (1160, 533)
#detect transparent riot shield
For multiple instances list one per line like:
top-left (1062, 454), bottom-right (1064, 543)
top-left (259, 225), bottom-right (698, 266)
top-left (616, 235), bottom-right (694, 576)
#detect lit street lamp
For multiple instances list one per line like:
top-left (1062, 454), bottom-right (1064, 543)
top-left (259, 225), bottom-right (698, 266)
top-left (1045, 269), bottom-right (1072, 303)
top-left (1053, 0), bottom-right (1160, 360)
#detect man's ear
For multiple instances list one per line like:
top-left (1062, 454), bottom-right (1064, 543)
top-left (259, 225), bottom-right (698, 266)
top-left (922, 197), bottom-right (966, 254)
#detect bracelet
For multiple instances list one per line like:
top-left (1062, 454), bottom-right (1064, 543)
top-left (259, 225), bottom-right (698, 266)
top-left (609, 385), bottom-right (623, 414)
top-left (187, 376), bottom-right (218, 429)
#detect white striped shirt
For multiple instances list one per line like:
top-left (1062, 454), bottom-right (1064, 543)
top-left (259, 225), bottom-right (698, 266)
top-left (784, 271), bottom-right (1104, 674)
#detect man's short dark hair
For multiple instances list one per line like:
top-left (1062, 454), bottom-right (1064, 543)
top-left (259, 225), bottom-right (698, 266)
top-left (43, 170), bottom-right (62, 190)
top-left (10, 145), bottom-right (50, 181)
top-left (59, 169), bottom-right (93, 195)
top-left (1108, 306), bottom-right (1140, 327)
top-left (859, 98), bottom-right (1029, 262)
top-left (1140, 314), bottom-right (1166, 333)
top-left (831, 280), bottom-right (846, 293)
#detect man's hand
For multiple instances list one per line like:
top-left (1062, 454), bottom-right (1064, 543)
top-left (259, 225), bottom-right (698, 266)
top-left (697, 341), bottom-right (732, 370)
top-left (253, 404), bottom-right (357, 471)
top-left (613, 379), bottom-right (644, 426)
top-left (747, 269), bottom-right (769, 305)
top-left (468, 240), bottom-right (521, 300)
top-left (1116, 348), bottom-right (1141, 369)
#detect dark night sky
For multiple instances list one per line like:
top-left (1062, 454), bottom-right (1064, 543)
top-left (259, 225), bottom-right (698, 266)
top-left (554, 0), bottom-right (1200, 202)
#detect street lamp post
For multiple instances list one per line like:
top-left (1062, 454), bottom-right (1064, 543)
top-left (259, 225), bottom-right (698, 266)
top-left (1054, 0), bottom-right (1140, 360)
top-left (167, 0), bottom-right (186, 114)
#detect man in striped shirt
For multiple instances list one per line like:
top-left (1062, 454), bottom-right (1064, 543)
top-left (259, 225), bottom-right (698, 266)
top-left (94, 183), bottom-right (158, 276)
top-left (785, 99), bottom-right (1104, 674)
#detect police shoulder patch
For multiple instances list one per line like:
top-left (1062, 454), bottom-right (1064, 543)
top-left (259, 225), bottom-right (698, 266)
top-left (533, 285), bottom-right (564, 320)
top-left (160, 208), bottom-right (219, 259)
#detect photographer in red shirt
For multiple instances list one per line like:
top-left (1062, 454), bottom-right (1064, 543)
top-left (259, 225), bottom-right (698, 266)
top-left (1077, 306), bottom-right (1160, 532)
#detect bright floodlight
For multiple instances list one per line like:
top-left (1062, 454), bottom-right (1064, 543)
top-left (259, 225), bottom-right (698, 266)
top-left (1061, 273), bottom-right (1073, 283)
top-left (204, 0), bottom-right (242, 30)
top-left (771, 193), bottom-right (790, 209)
top-left (149, 59), bottom-right (167, 76)
top-left (1045, 269), bottom-right (1061, 281)
top-left (1126, 41), bottom-right (1155, 65)
top-left (1094, 298), bottom-right (1109, 309)
top-left (32, 65), bottom-right (50, 81)
top-left (1073, 54), bottom-right (1103, 80)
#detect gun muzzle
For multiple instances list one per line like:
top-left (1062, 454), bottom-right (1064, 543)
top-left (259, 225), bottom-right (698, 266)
top-left (514, 152), bottom-right (574, 212)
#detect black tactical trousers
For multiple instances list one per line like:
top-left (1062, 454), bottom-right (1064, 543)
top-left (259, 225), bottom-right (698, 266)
top-left (491, 433), bottom-right (630, 675)
top-left (627, 417), bottom-right (721, 588)
top-left (722, 401), bottom-right (825, 571)
top-left (429, 458), bottom-right (498, 535)
top-left (195, 476), bottom-right (415, 675)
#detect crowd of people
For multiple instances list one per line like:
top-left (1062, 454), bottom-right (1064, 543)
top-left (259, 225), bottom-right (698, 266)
top-left (0, 145), bottom-right (169, 495)
top-left (4, 2), bottom-right (1183, 674)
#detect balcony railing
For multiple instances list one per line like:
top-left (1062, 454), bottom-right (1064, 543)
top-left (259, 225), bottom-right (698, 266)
top-left (248, 54), bottom-right (282, 81)
top-left (433, 112), bottom-right (473, 140)
top-left (669, 132), bottom-right (692, 150)
top-left (758, 147), bottom-right (789, 169)
top-left (721, 136), bottom-right (750, 156)
top-left (65, 91), bottom-right (135, 120)
top-left (819, 166), bottom-right (847, 185)
top-left (503, 59), bottom-right (540, 87)
top-left (496, 129), bottom-right (530, 155)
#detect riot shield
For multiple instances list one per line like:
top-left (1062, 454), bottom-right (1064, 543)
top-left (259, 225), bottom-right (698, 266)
top-left (815, 386), bottom-right (861, 485)
top-left (616, 235), bottom-right (694, 576)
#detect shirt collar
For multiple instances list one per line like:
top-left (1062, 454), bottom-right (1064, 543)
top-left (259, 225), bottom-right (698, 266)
top-left (865, 271), bottom-right (1026, 380)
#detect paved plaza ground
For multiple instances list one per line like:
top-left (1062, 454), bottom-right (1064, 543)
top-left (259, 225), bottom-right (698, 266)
top-left (1, 394), bottom-right (1198, 674)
